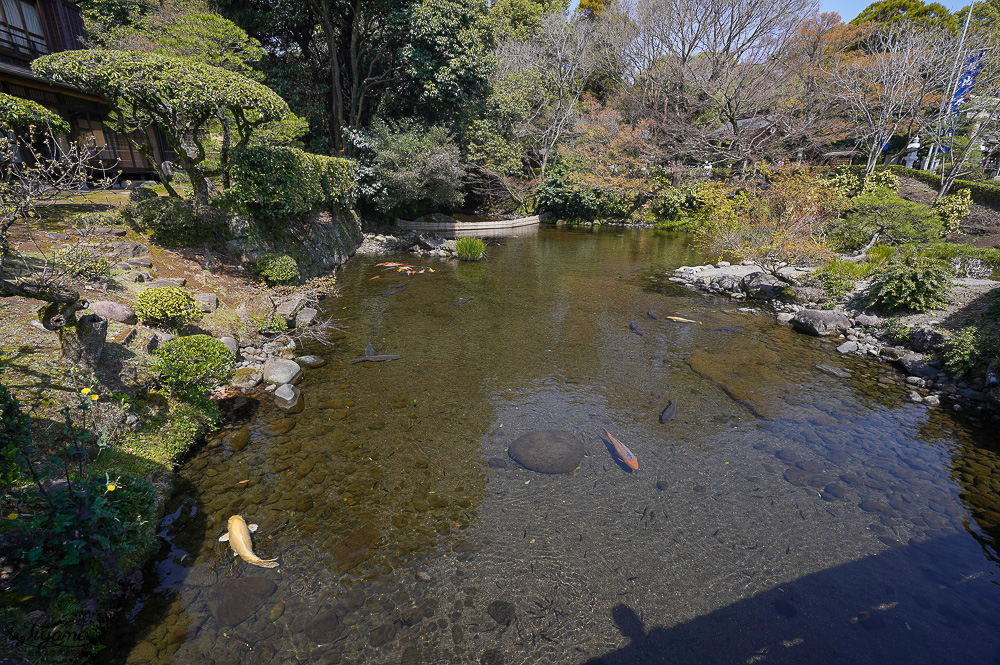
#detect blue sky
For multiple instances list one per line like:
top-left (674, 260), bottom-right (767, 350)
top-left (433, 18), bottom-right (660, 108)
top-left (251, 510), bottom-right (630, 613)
top-left (820, 0), bottom-right (965, 22)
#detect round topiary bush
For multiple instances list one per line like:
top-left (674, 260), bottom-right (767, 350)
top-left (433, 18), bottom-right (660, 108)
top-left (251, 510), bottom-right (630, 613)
top-left (135, 286), bottom-right (204, 330)
top-left (153, 334), bottom-right (235, 397)
top-left (454, 237), bottom-right (486, 261)
top-left (255, 253), bottom-right (300, 285)
top-left (866, 249), bottom-right (953, 313)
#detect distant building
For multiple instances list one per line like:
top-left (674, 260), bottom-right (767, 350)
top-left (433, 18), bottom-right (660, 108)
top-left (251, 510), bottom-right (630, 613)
top-left (0, 0), bottom-right (166, 178)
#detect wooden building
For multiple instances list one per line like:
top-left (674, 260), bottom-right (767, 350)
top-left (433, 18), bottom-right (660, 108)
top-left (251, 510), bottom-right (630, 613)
top-left (0, 0), bottom-right (166, 178)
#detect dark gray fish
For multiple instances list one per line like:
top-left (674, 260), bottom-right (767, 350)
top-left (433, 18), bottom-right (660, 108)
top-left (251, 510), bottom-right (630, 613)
top-left (350, 354), bottom-right (401, 364)
top-left (381, 282), bottom-right (410, 296)
top-left (365, 341), bottom-right (374, 357)
top-left (629, 322), bottom-right (645, 336)
top-left (646, 310), bottom-right (660, 320)
top-left (659, 400), bottom-right (676, 423)
top-left (454, 296), bottom-right (475, 307)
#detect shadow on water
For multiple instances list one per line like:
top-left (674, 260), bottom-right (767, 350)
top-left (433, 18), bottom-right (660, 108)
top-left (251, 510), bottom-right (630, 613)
top-left (581, 534), bottom-right (1000, 665)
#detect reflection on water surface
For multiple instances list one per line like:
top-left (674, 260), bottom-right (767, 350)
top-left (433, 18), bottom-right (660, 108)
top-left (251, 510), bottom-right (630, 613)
top-left (104, 227), bottom-right (1000, 665)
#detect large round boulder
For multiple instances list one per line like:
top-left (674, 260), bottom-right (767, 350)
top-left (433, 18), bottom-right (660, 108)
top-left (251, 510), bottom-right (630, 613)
top-left (508, 430), bottom-right (584, 474)
top-left (791, 309), bottom-right (851, 336)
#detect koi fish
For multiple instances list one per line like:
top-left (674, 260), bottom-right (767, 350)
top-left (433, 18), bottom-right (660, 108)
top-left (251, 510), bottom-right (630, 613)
top-left (381, 282), bottom-right (410, 296)
top-left (659, 400), bottom-right (677, 423)
top-left (365, 341), bottom-right (374, 357)
top-left (219, 515), bottom-right (279, 568)
top-left (454, 296), bottom-right (474, 307)
top-left (629, 322), bottom-right (645, 336)
top-left (665, 316), bottom-right (700, 324)
top-left (350, 354), bottom-right (400, 363)
top-left (646, 310), bottom-right (660, 320)
top-left (604, 429), bottom-right (638, 470)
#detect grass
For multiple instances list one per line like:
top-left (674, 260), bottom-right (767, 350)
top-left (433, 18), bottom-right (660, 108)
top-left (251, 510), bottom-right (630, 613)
top-left (455, 236), bottom-right (487, 261)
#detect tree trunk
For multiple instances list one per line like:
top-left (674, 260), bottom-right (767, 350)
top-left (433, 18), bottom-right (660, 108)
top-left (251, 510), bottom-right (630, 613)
top-left (58, 314), bottom-right (107, 368)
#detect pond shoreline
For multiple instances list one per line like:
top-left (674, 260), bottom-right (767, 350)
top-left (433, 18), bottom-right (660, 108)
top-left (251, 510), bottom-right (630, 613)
top-left (670, 260), bottom-right (1000, 424)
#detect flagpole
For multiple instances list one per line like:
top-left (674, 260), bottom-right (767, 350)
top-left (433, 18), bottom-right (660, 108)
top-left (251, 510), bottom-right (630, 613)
top-left (924, 1), bottom-right (976, 171)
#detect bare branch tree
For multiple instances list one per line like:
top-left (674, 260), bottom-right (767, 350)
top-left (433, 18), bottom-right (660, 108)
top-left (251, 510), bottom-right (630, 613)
top-left (823, 22), bottom-right (955, 175)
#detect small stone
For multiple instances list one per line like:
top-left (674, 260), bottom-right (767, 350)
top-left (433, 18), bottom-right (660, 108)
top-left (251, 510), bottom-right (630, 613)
top-left (114, 262), bottom-right (133, 270)
top-left (44, 231), bottom-right (67, 241)
top-left (263, 358), bottom-right (302, 385)
top-left (127, 257), bottom-right (153, 268)
top-left (854, 314), bottom-right (880, 327)
top-left (207, 577), bottom-right (276, 626)
top-left (224, 429), bottom-right (250, 452)
top-left (275, 295), bottom-right (305, 326)
top-left (297, 354), bottom-right (327, 368)
top-left (231, 367), bottom-right (262, 389)
top-left (508, 430), bottom-right (584, 474)
top-left (274, 384), bottom-right (304, 413)
top-left (148, 278), bottom-right (186, 288)
top-left (307, 611), bottom-right (344, 643)
top-left (131, 271), bottom-right (152, 283)
top-left (487, 600), bottom-right (515, 626)
top-left (791, 309), bottom-right (851, 336)
top-left (480, 649), bottom-right (504, 665)
top-left (909, 391), bottom-right (924, 403)
top-left (89, 300), bottom-right (137, 325)
top-left (776, 313), bottom-right (794, 323)
top-left (130, 641), bottom-right (159, 663)
top-left (220, 336), bottom-right (239, 357)
top-left (296, 307), bottom-right (318, 327)
top-left (368, 623), bottom-right (396, 648)
top-left (111, 240), bottom-right (149, 258)
top-left (924, 394), bottom-right (941, 406)
top-left (194, 293), bottom-right (219, 312)
top-left (836, 341), bottom-right (858, 354)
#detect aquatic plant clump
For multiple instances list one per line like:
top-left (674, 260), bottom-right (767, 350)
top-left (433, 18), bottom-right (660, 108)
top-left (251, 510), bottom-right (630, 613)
top-left (455, 236), bottom-right (486, 261)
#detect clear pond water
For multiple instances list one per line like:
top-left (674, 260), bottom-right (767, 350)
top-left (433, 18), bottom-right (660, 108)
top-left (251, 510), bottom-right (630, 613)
top-left (104, 227), bottom-right (1000, 665)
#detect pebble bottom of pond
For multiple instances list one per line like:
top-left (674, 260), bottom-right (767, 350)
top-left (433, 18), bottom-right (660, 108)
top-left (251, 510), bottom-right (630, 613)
top-left (100, 227), bottom-right (1000, 665)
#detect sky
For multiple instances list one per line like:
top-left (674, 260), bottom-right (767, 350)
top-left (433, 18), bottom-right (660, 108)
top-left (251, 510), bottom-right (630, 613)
top-left (819, 0), bottom-right (966, 22)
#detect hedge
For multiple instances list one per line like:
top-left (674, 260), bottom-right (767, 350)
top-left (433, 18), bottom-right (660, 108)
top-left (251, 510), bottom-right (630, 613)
top-left (228, 145), bottom-right (357, 224)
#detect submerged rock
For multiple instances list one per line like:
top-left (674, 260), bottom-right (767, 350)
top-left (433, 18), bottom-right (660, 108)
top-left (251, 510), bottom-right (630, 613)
top-left (508, 430), bottom-right (584, 474)
top-left (207, 577), bottom-right (276, 626)
top-left (274, 384), bottom-right (304, 413)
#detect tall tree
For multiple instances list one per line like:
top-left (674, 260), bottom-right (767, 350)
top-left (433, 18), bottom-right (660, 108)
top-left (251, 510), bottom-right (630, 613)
top-left (851, 0), bottom-right (957, 31)
top-left (823, 21), bottom-right (955, 174)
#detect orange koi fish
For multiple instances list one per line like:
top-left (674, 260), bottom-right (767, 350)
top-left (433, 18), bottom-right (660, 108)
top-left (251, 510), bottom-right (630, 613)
top-left (665, 316), bottom-right (701, 324)
top-left (604, 429), bottom-right (638, 470)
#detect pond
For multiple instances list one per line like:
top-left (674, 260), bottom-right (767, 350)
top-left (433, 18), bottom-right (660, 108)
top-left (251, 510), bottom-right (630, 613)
top-left (103, 226), bottom-right (1000, 665)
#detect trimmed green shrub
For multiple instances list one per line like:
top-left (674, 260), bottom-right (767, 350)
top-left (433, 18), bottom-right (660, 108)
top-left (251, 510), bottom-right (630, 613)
top-left (824, 168), bottom-right (860, 196)
top-left (121, 197), bottom-right (223, 246)
top-left (129, 184), bottom-right (158, 203)
top-left (861, 168), bottom-right (899, 193)
top-left (455, 237), bottom-right (486, 261)
top-left (228, 145), bottom-right (356, 224)
top-left (255, 253), bottom-right (300, 285)
top-left (829, 190), bottom-right (944, 251)
top-left (53, 246), bottom-right (111, 280)
top-left (932, 188), bottom-right (972, 234)
top-left (866, 249), bottom-right (953, 313)
top-left (153, 334), bottom-right (235, 398)
top-left (135, 286), bottom-right (204, 329)
top-left (0, 382), bottom-right (29, 487)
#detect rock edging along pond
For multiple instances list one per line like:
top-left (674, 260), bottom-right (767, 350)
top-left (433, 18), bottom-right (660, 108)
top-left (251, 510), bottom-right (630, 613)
top-left (671, 260), bottom-right (1000, 422)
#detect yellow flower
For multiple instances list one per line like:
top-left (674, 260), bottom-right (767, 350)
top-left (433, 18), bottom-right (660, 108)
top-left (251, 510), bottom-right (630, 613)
top-left (91, 394), bottom-right (99, 401)
top-left (107, 483), bottom-right (116, 492)
top-left (81, 388), bottom-right (91, 395)
top-left (7, 513), bottom-right (17, 520)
